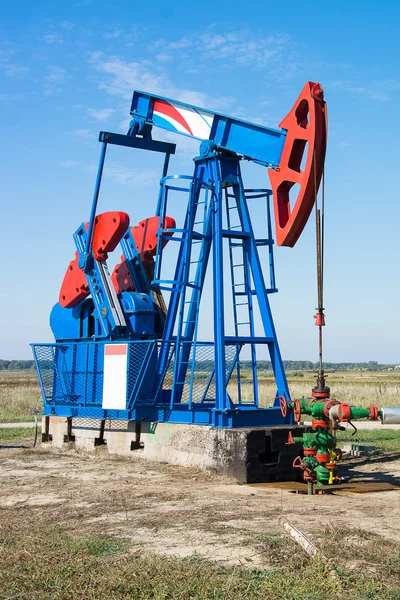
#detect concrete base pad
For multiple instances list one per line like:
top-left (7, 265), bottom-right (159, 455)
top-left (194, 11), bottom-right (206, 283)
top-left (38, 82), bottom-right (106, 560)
top-left (41, 417), bottom-right (303, 483)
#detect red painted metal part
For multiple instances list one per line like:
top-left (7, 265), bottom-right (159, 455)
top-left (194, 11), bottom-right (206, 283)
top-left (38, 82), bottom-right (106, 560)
top-left (286, 431), bottom-right (295, 445)
top-left (311, 419), bottom-right (329, 429)
top-left (112, 216), bottom-right (176, 293)
top-left (269, 81), bottom-right (327, 247)
top-left (132, 216), bottom-right (176, 264)
top-left (91, 211), bottom-right (130, 262)
top-left (292, 455), bottom-right (304, 469)
top-left (312, 390), bottom-right (329, 399)
top-left (293, 398), bottom-right (302, 422)
top-left (368, 405), bottom-right (379, 420)
top-left (304, 447), bottom-right (317, 456)
top-left (59, 251), bottom-right (89, 309)
top-left (279, 396), bottom-right (288, 418)
top-left (112, 257), bottom-right (135, 293)
top-left (323, 399), bottom-right (339, 418)
top-left (314, 312), bottom-right (325, 326)
top-left (59, 211), bottom-right (130, 309)
top-left (315, 453), bottom-right (330, 463)
top-left (337, 404), bottom-right (352, 422)
top-left (292, 456), bottom-right (315, 481)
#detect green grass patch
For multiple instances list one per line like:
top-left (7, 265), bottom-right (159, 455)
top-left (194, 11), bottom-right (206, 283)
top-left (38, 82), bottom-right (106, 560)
top-left (0, 426), bottom-right (38, 441)
top-left (336, 429), bottom-right (400, 452)
top-left (59, 535), bottom-right (131, 557)
top-left (0, 523), bottom-right (400, 600)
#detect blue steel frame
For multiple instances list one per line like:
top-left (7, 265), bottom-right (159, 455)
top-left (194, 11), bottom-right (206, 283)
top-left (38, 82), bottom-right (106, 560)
top-left (32, 90), bottom-right (297, 428)
top-left (151, 153), bottom-right (291, 427)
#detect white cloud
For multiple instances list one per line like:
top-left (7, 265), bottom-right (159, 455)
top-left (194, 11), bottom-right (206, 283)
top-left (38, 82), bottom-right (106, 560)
top-left (162, 37), bottom-right (192, 50)
top-left (72, 129), bottom-right (95, 140)
top-left (329, 79), bottom-right (400, 102)
top-left (43, 65), bottom-right (66, 95)
top-left (88, 52), bottom-right (235, 111)
top-left (154, 28), bottom-right (296, 75)
top-left (60, 20), bottom-right (76, 29)
top-left (87, 107), bottom-right (116, 121)
top-left (105, 165), bottom-right (159, 186)
top-left (103, 28), bottom-right (123, 40)
top-left (59, 160), bottom-right (82, 167)
top-left (39, 32), bottom-right (64, 45)
top-left (0, 42), bottom-right (27, 78)
top-left (4, 64), bottom-right (28, 77)
top-left (0, 47), bottom-right (18, 58)
top-left (59, 159), bottom-right (158, 186)
top-left (155, 53), bottom-right (172, 62)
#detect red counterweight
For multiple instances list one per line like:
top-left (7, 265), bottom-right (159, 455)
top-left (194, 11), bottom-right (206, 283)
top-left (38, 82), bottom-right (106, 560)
top-left (59, 251), bottom-right (89, 309)
top-left (112, 216), bottom-right (176, 293)
top-left (91, 211), bottom-right (130, 262)
top-left (59, 211), bottom-right (130, 309)
top-left (132, 216), bottom-right (176, 264)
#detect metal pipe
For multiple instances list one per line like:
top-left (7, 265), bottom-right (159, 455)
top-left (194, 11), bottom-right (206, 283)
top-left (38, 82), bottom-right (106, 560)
top-left (85, 141), bottom-right (108, 255)
top-left (328, 404), bottom-right (340, 422)
top-left (381, 407), bottom-right (400, 425)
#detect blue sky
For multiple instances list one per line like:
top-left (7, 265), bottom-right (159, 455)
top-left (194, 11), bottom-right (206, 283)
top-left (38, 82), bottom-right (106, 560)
top-left (1, 0), bottom-right (399, 362)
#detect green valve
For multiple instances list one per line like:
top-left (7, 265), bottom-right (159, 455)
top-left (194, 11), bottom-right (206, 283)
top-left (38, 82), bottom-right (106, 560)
top-left (314, 464), bottom-right (331, 486)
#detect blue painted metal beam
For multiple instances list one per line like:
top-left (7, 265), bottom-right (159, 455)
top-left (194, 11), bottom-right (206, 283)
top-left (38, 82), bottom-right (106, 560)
top-left (129, 91), bottom-right (286, 168)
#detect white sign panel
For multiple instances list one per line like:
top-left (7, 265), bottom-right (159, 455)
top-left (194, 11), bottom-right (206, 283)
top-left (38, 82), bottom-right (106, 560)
top-left (102, 344), bottom-right (128, 410)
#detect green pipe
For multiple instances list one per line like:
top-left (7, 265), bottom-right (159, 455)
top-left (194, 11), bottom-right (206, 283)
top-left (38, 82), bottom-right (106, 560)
top-left (349, 407), bottom-right (370, 419)
top-left (293, 431), bottom-right (336, 450)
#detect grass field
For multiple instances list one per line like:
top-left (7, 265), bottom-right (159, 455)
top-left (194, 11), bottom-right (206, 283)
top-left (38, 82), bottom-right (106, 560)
top-left (1, 523), bottom-right (400, 599)
top-left (1, 369), bottom-right (399, 423)
top-left (0, 426), bottom-right (38, 442)
top-left (336, 428), bottom-right (400, 452)
top-left (0, 371), bottom-right (41, 423)
top-left (247, 370), bottom-right (400, 409)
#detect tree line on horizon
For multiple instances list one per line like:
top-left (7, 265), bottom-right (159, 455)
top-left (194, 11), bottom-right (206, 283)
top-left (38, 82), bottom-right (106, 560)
top-left (0, 358), bottom-right (398, 372)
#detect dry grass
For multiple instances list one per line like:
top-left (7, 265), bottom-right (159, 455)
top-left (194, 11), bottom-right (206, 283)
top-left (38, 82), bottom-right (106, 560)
top-left (232, 372), bottom-right (400, 408)
top-left (0, 369), bottom-right (399, 424)
top-left (0, 373), bottom-right (42, 422)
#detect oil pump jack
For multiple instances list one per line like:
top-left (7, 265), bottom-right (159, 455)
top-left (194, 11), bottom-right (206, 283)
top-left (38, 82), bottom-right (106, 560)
top-left (31, 82), bottom-right (399, 486)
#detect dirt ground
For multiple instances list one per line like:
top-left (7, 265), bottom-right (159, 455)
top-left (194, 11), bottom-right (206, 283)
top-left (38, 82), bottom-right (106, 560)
top-left (1, 442), bottom-right (400, 569)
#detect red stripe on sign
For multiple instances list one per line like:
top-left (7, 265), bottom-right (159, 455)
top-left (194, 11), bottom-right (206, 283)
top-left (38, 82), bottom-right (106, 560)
top-left (105, 344), bottom-right (128, 356)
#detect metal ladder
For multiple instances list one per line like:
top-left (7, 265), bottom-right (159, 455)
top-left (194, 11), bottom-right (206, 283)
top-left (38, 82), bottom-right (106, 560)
top-left (171, 182), bottom-right (211, 406)
top-left (225, 188), bottom-right (258, 405)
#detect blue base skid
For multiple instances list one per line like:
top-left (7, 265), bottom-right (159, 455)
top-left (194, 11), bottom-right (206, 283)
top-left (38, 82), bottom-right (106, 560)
top-left (32, 339), bottom-right (295, 429)
top-left (43, 404), bottom-right (294, 428)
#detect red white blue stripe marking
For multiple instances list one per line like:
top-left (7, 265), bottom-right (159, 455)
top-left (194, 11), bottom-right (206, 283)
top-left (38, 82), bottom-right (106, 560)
top-left (153, 99), bottom-right (213, 140)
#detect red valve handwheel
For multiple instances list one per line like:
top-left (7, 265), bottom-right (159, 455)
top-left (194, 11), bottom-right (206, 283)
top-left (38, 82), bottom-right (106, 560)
top-left (292, 455), bottom-right (304, 469)
top-left (293, 398), bottom-right (302, 423)
top-left (269, 81), bottom-right (327, 248)
top-left (279, 396), bottom-right (288, 417)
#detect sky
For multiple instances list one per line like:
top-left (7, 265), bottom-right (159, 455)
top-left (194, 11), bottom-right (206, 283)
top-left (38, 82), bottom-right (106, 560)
top-left (1, 0), bottom-right (399, 363)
